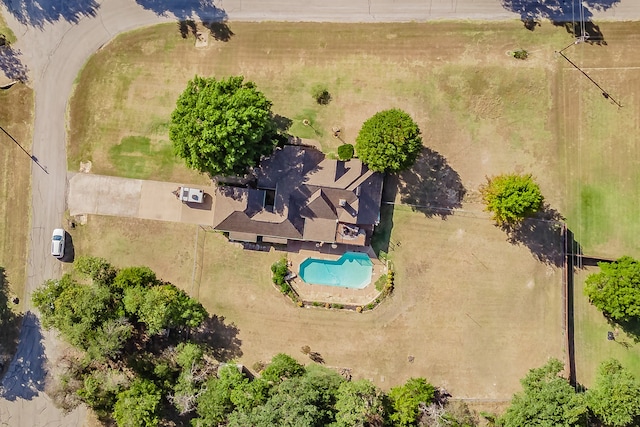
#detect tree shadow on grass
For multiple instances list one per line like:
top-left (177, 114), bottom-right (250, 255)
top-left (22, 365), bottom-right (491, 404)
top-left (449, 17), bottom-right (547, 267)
top-left (204, 21), bottom-right (234, 42)
top-left (0, 312), bottom-right (46, 401)
top-left (0, 267), bottom-right (22, 379)
top-left (135, 0), bottom-right (227, 22)
top-left (191, 315), bottom-right (242, 362)
top-left (177, 20), bottom-right (234, 42)
top-left (1, 0), bottom-right (98, 29)
top-left (0, 45), bottom-right (29, 83)
top-left (501, 0), bottom-right (619, 44)
top-left (398, 147), bottom-right (465, 219)
top-left (500, 206), bottom-right (566, 267)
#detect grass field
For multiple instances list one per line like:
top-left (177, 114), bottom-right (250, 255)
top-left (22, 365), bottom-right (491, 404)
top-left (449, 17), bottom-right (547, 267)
top-left (556, 26), bottom-right (640, 259)
top-left (71, 206), bottom-right (563, 399)
top-left (68, 21), bottom-right (570, 199)
top-left (65, 20), bottom-right (640, 398)
top-left (0, 83), bottom-right (34, 368)
top-left (573, 268), bottom-right (640, 387)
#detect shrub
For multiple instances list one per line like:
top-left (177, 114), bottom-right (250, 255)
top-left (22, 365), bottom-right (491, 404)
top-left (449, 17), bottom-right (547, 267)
top-left (356, 306), bottom-right (363, 313)
top-left (513, 49), bottom-right (529, 60)
top-left (311, 84), bottom-right (331, 105)
top-left (337, 144), bottom-right (354, 161)
top-left (365, 303), bottom-right (375, 310)
top-left (271, 256), bottom-right (289, 288)
top-left (332, 303), bottom-right (344, 310)
top-left (480, 173), bottom-right (543, 225)
top-left (375, 274), bottom-right (388, 292)
top-left (312, 301), bottom-right (322, 307)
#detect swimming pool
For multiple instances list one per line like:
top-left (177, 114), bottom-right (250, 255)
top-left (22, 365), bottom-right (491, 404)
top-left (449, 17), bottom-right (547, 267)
top-left (299, 252), bottom-right (373, 289)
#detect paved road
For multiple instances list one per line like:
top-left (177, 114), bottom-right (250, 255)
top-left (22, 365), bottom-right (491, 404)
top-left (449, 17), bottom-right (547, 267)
top-left (1, 0), bottom-right (639, 425)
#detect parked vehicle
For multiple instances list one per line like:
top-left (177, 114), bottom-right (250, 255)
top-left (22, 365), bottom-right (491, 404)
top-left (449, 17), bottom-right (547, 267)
top-left (51, 228), bottom-right (65, 259)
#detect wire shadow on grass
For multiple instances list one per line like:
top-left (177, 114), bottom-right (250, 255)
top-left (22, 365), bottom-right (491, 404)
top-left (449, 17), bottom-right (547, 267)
top-left (501, 0), bottom-right (620, 44)
top-left (397, 147), bottom-right (465, 219)
top-left (499, 206), bottom-right (568, 267)
top-left (1, 0), bottom-right (98, 28)
top-left (191, 314), bottom-right (242, 362)
top-left (136, 0), bottom-right (227, 22)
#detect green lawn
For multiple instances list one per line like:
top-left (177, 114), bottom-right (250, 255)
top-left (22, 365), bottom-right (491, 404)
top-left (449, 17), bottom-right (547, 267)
top-left (573, 269), bottom-right (640, 387)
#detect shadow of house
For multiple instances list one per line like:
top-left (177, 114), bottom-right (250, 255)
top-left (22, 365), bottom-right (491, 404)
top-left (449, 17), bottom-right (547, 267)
top-left (501, 0), bottom-right (620, 44)
top-left (2, 0), bottom-right (98, 28)
top-left (0, 312), bottom-right (46, 401)
top-left (398, 147), bottom-right (465, 219)
top-left (135, 0), bottom-right (227, 22)
top-left (0, 46), bottom-right (29, 83)
top-left (501, 206), bottom-right (567, 267)
top-left (191, 315), bottom-right (242, 362)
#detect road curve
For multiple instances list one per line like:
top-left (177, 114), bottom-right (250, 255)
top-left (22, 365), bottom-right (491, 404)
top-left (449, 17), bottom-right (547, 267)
top-left (1, 0), bottom-right (639, 425)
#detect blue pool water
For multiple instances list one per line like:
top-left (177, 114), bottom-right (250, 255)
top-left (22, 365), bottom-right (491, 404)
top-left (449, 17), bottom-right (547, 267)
top-left (299, 252), bottom-right (373, 289)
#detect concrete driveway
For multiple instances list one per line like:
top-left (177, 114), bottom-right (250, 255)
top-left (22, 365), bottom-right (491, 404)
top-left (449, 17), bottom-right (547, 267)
top-left (68, 173), bottom-right (216, 226)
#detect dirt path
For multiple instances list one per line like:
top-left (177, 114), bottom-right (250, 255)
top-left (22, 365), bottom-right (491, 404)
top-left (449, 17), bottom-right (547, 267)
top-left (1, 0), bottom-right (639, 425)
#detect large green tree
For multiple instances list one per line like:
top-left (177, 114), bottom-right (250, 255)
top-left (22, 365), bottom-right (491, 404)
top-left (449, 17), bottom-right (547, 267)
top-left (169, 75), bottom-right (277, 177)
top-left (113, 379), bottom-right (162, 427)
top-left (587, 359), bottom-right (640, 427)
top-left (584, 256), bottom-right (640, 322)
top-left (334, 379), bottom-right (387, 427)
top-left (500, 359), bottom-right (587, 427)
top-left (480, 173), bottom-right (544, 225)
top-left (388, 377), bottom-right (436, 426)
top-left (355, 108), bottom-right (423, 173)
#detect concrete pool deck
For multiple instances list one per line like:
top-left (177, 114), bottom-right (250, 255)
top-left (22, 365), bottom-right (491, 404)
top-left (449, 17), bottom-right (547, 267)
top-left (285, 242), bottom-right (386, 306)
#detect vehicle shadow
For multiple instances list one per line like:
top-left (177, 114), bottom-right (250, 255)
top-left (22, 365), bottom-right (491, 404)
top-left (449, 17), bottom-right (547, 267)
top-left (1, 0), bottom-right (98, 28)
top-left (397, 147), bottom-right (465, 219)
top-left (501, 0), bottom-right (620, 44)
top-left (0, 312), bottom-right (46, 401)
top-left (61, 231), bottom-right (75, 263)
top-left (190, 314), bottom-right (242, 362)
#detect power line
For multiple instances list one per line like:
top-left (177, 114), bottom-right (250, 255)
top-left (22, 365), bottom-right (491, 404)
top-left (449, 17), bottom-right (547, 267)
top-left (556, 50), bottom-right (622, 108)
top-left (0, 125), bottom-right (48, 173)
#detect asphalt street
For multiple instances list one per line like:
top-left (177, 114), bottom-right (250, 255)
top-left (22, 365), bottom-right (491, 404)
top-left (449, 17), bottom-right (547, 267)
top-left (0, 0), bottom-right (639, 425)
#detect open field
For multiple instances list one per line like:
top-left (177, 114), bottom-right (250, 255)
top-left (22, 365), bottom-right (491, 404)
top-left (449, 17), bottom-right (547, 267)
top-left (65, 20), bottom-right (640, 398)
top-left (71, 205), bottom-right (563, 398)
top-left (0, 83), bottom-right (33, 304)
top-left (68, 21), bottom-right (572, 201)
top-left (556, 29), bottom-right (640, 259)
top-left (0, 83), bottom-right (33, 369)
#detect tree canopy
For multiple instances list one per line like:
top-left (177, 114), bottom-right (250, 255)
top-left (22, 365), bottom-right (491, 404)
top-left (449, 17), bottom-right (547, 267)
top-left (586, 359), bottom-right (640, 427)
top-left (388, 377), bottom-right (436, 426)
top-left (355, 108), bottom-right (423, 173)
top-left (500, 358), bottom-right (587, 427)
top-left (32, 257), bottom-right (210, 426)
top-left (480, 173), bottom-right (544, 225)
top-left (584, 256), bottom-right (640, 322)
top-left (169, 75), bottom-right (278, 177)
top-left (334, 379), bottom-right (387, 427)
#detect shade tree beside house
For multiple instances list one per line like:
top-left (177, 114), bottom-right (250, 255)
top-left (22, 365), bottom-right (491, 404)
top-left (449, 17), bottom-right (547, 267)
top-left (169, 75), bottom-right (279, 177)
top-left (355, 109), bottom-right (424, 173)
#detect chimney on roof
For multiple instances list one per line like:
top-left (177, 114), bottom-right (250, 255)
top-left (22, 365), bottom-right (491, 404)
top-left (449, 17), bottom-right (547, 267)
top-left (339, 199), bottom-right (346, 207)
